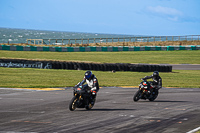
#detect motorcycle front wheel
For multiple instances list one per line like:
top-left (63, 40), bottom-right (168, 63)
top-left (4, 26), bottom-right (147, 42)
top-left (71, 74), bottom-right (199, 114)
top-left (133, 90), bottom-right (141, 102)
top-left (149, 90), bottom-right (159, 101)
top-left (86, 99), bottom-right (95, 110)
top-left (69, 96), bottom-right (78, 111)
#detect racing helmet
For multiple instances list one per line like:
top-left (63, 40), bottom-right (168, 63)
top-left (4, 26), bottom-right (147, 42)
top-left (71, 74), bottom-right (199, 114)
top-left (153, 71), bottom-right (159, 77)
top-left (85, 71), bottom-right (92, 80)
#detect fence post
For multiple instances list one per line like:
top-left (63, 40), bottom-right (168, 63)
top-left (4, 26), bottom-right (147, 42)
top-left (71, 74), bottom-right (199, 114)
top-left (135, 37), bottom-right (137, 45)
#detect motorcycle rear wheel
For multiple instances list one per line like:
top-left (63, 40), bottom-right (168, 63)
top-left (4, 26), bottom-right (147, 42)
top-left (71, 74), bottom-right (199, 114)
top-left (133, 90), bottom-right (141, 102)
top-left (69, 96), bottom-right (78, 111)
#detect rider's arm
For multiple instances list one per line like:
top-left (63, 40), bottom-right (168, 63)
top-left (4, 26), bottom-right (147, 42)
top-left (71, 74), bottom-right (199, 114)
top-left (91, 78), bottom-right (99, 92)
top-left (78, 76), bottom-right (86, 86)
top-left (143, 75), bottom-right (153, 80)
top-left (158, 78), bottom-right (162, 89)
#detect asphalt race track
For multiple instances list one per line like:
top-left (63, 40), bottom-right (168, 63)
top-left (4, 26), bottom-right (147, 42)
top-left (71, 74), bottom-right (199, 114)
top-left (0, 87), bottom-right (200, 133)
top-left (171, 64), bottom-right (200, 70)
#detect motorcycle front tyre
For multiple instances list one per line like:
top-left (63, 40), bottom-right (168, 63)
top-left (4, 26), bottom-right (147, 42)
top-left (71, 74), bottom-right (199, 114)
top-left (149, 90), bottom-right (159, 101)
top-left (86, 99), bottom-right (95, 110)
top-left (133, 90), bottom-right (141, 102)
top-left (69, 96), bottom-right (78, 111)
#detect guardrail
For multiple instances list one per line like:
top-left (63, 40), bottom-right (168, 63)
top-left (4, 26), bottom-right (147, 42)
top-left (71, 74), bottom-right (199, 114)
top-left (0, 45), bottom-right (199, 52)
top-left (26, 35), bottom-right (200, 45)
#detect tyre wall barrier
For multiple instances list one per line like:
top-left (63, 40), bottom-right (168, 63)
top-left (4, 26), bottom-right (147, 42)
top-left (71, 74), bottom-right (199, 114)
top-left (0, 45), bottom-right (200, 52)
top-left (0, 58), bottom-right (172, 72)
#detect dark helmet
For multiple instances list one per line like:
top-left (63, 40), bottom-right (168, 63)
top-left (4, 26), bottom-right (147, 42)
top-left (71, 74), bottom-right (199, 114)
top-left (153, 71), bottom-right (159, 77)
top-left (85, 71), bottom-right (92, 80)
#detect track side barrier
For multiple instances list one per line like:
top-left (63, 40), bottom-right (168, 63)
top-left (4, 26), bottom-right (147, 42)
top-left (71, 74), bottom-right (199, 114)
top-left (0, 58), bottom-right (172, 72)
top-left (0, 45), bottom-right (200, 52)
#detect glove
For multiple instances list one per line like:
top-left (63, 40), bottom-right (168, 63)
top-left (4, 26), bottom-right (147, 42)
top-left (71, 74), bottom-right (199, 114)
top-left (74, 85), bottom-right (78, 88)
top-left (158, 86), bottom-right (162, 89)
top-left (91, 90), bottom-right (97, 95)
top-left (152, 85), bottom-right (156, 89)
top-left (75, 82), bottom-right (81, 87)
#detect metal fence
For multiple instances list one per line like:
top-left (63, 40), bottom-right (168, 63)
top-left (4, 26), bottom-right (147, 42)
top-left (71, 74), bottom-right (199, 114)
top-left (27, 35), bottom-right (200, 45)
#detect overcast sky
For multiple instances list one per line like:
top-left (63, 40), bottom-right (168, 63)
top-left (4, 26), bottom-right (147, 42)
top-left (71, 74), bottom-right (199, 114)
top-left (0, 0), bottom-right (200, 36)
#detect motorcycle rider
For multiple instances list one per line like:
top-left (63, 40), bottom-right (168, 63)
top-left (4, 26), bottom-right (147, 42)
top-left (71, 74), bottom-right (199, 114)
top-left (142, 71), bottom-right (162, 90)
top-left (76, 71), bottom-right (99, 104)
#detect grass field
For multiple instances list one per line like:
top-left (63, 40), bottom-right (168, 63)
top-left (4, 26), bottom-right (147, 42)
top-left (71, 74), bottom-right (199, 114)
top-left (0, 50), bottom-right (200, 88)
top-left (0, 67), bottom-right (199, 88)
top-left (0, 50), bottom-right (200, 64)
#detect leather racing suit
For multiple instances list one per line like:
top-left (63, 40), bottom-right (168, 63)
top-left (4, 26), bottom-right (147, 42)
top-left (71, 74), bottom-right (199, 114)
top-left (143, 74), bottom-right (162, 89)
top-left (79, 74), bottom-right (99, 101)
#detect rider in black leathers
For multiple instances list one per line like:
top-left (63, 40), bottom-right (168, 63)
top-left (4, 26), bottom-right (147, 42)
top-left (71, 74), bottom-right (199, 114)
top-left (76, 71), bottom-right (99, 104)
top-left (142, 71), bottom-right (162, 90)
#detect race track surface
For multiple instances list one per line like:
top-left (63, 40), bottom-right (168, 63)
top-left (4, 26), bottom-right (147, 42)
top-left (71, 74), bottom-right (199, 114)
top-left (171, 64), bottom-right (200, 70)
top-left (0, 87), bottom-right (200, 133)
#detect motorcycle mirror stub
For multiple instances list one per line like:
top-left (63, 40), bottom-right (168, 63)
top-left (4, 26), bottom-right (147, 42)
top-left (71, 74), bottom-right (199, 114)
top-left (143, 82), bottom-right (147, 86)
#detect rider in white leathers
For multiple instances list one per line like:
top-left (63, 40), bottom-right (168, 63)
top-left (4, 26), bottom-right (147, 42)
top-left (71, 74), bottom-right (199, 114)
top-left (77, 71), bottom-right (99, 104)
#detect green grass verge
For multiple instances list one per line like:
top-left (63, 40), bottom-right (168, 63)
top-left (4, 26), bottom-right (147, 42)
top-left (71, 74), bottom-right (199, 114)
top-left (0, 50), bottom-right (200, 88)
top-left (0, 67), bottom-right (199, 88)
top-left (0, 50), bottom-right (200, 64)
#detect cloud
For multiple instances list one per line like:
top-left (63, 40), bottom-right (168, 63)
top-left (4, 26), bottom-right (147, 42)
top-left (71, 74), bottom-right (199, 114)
top-left (147, 6), bottom-right (183, 16)
top-left (147, 6), bottom-right (183, 21)
top-left (167, 16), bottom-right (178, 21)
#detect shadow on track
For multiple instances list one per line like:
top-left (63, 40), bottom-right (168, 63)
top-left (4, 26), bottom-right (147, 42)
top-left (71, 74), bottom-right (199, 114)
top-left (78, 109), bottom-right (135, 111)
top-left (139, 100), bottom-right (189, 103)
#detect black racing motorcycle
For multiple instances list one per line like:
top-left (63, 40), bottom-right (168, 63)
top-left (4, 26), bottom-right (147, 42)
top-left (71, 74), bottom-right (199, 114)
top-left (133, 79), bottom-right (159, 102)
top-left (69, 84), bottom-right (95, 111)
